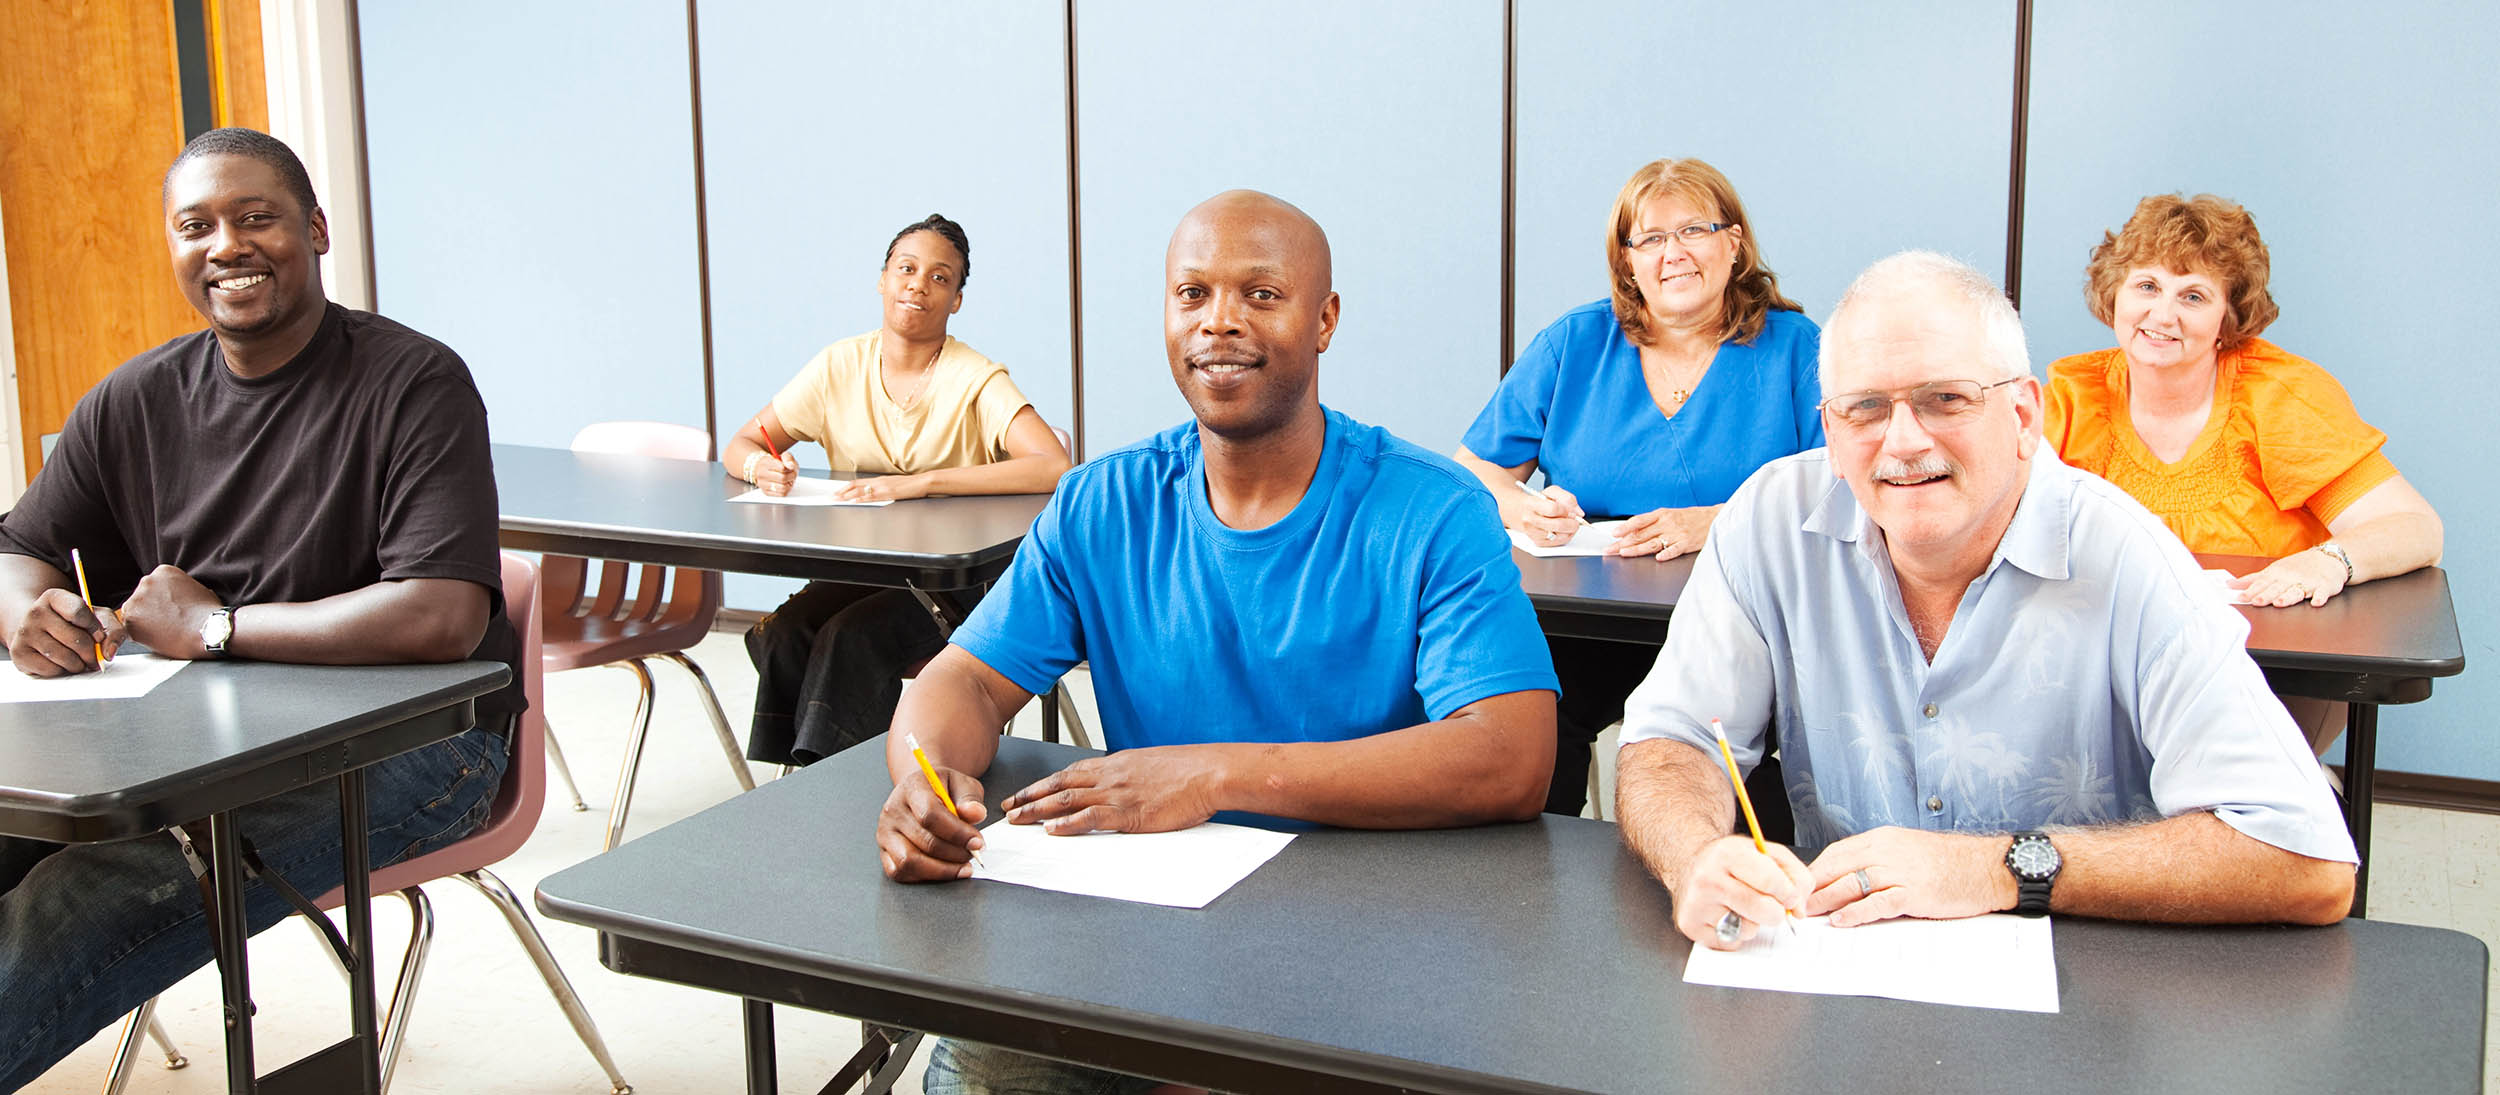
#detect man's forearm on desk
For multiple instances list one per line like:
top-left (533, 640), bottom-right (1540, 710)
top-left (2047, 811), bottom-right (2355, 925)
top-left (224, 577), bottom-right (488, 664)
top-left (1202, 689), bottom-right (1555, 827)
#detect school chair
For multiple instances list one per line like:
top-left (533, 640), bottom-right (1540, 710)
top-left (105, 552), bottom-right (633, 1095)
top-left (547, 421), bottom-right (754, 850)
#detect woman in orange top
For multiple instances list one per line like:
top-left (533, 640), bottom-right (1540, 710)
top-left (2045, 194), bottom-right (2443, 752)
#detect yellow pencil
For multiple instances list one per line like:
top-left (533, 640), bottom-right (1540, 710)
top-left (69, 549), bottom-right (104, 666)
top-left (905, 733), bottom-right (984, 869)
top-left (1711, 717), bottom-right (1797, 935)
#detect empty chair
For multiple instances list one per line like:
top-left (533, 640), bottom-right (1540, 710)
top-left (547, 422), bottom-right (754, 849)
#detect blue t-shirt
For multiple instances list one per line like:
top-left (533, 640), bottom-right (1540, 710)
top-left (953, 407), bottom-right (1560, 751)
top-left (1461, 300), bottom-right (1825, 517)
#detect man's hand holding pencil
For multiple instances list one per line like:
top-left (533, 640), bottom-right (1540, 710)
top-left (1677, 833), bottom-right (1814, 950)
top-left (6, 586), bottom-right (123, 678)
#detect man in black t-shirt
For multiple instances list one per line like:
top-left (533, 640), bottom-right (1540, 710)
top-left (0, 128), bottom-right (519, 1089)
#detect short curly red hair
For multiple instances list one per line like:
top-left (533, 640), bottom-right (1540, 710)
top-left (2084, 193), bottom-right (2280, 351)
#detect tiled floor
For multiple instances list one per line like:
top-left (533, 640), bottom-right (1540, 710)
top-left (25, 629), bottom-right (2499, 1093)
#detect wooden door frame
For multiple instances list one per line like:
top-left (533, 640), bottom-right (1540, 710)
top-left (0, 188), bottom-right (22, 501)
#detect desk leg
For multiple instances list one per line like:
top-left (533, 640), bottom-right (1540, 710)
top-left (338, 768), bottom-right (384, 1091)
top-left (206, 812), bottom-right (256, 1092)
top-left (2346, 702), bottom-right (2378, 919)
top-left (743, 999), bottom-right (778, 1095)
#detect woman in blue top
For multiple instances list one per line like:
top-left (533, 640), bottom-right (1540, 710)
top-left (1455, 157), bottom-right (1823, 815)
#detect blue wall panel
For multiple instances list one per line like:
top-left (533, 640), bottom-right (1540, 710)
top-left (1515, 1), bottom-right (2016, 349)
top-left (697, 2), bottom-right (1075, 610)
top-left (2024, 1), bottom-right (2499, 780)
top-left (363, 0), bottom-right (707, 449)
top-left (1072, 0), bottom-right (1506, 457)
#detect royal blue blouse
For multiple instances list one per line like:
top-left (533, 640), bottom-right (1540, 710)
top-left (1462, 300), bottom-right (1824, 517)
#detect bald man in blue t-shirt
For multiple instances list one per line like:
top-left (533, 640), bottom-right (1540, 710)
top-left (878, 188), bottom-right (1558, 868)
top-left (880, 186), bottom-right (1559, 1095)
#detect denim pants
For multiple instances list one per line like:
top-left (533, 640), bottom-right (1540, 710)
top-left (924, 1037), bottom-right (1166, 1095)
top-left (0, 724), bottom-right (509, 1091)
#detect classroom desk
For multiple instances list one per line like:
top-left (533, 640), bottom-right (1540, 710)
top-left (492, 440), bottom-right (1073, 741)
top-left (0, 658), bottom-right (510, 1095)
top-left (492, 442), bottom-right (1047, 592)
top-left (537, 734), bottom-right (2488, 1095)
top-left (1513, 550), bottom-right (2466, 917)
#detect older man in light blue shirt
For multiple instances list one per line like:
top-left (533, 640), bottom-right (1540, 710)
top-left (1617, 251), bottom-right (2356, 950)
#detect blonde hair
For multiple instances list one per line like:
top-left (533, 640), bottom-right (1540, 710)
top-left (1605, 158), bottom-right (1800, 346)
top-left (2084, 193), bottom-right (2279, 351)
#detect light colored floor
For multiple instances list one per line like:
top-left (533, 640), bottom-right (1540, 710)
top-left (27, 630), bottom-right (2500, 1093)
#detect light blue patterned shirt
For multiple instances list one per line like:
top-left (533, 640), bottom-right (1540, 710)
top-left (1619, 445), bottom-right (2356, 863)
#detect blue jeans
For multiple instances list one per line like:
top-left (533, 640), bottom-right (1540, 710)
top-left (0, 724), bottom-right (509, 1091)
top-left (924, 1037), bottom-right (1165, 1095)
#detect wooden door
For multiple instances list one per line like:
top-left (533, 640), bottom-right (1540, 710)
top-left (0, 0), bottom-right (266, 482)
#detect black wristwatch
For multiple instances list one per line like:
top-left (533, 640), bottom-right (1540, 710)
top-left (2006, 831), bottom-right (2060, 917)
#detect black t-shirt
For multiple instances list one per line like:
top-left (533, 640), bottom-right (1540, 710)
top-left (0, 303), bottom-right (523, 726)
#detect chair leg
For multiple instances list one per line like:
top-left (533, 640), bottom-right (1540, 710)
top-left (655, 651), bottom-right (756, 792)
top-left (451, 868), bottom-right (634, 1095)
top-left (544, 723), bottom-right (591, 811)
top-left (297, 890), bottom-right (432, 1093)
top-left (374, 888), bottom-right (434, 1095)
top-left (603, 659), bottom-right (659, 851)
top-left (1053, 684), bottom-right (1094, 751)
top-left (101, 996), bottom-right (167, 1095)
top-left (143, 1012), bottom-right (186, 1071)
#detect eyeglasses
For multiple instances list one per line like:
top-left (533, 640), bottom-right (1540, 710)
top-left (1622, 223), bottom-right (1731, 252)
top-left (1818, 378), bottom-right (2023, 433)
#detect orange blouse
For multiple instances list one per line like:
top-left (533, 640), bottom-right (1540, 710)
top-left (2044, 339), bottom-right (2399, 558)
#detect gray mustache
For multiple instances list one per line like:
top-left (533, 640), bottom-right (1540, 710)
top-left (1872, 457), bottom-right (1953, 481)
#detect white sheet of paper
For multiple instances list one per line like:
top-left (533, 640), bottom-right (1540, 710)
top-left (1683, 913), bottom-right (2059, 1013)
top-left (0, 652), bottom-right (189, 704)
top-left (968, 819), bottom-right (1296, 908)
top-left (727, 478), bottom-right (894, 507)
top-left (2205, 568), bottom-right (2258, 605)
top-left (1509, 519), bottom-right (1630, 558)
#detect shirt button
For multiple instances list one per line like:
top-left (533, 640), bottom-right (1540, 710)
top-left (1927, 796), bottom-right (1944, 813)
top-left (1923, 702), bottom-right (1939, 718)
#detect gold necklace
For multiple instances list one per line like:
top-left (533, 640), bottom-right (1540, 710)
top-left (882, 340), bottom-right (940, 407)
top-left (1652, 351), bottom-right (1710, 406)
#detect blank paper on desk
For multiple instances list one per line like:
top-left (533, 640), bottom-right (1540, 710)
top-left (1683, 913), bottom-right (2059, 1013)
top-left (0, 653), bottom-right (189, 704)
top-left (727, 478), bottom-right (895, 506)
top-left (969, 819), bottom-right (1295, 908)
top-left (1507, 519), bottom-right (1628, 557)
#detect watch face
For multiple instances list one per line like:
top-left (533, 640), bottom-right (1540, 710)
top-left (2010, 838), bottom-right (2060, 880)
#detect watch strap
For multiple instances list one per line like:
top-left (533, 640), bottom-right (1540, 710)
top-left (2015, 876), bottom-right (2052, 917)
top-left (202, 607), bottom-right (234, 657)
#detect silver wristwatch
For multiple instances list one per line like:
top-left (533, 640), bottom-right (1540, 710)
top-left (198, 607), bottom-right (235, 658)
top-left (2316, 540), bottom-right (2354, 585)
